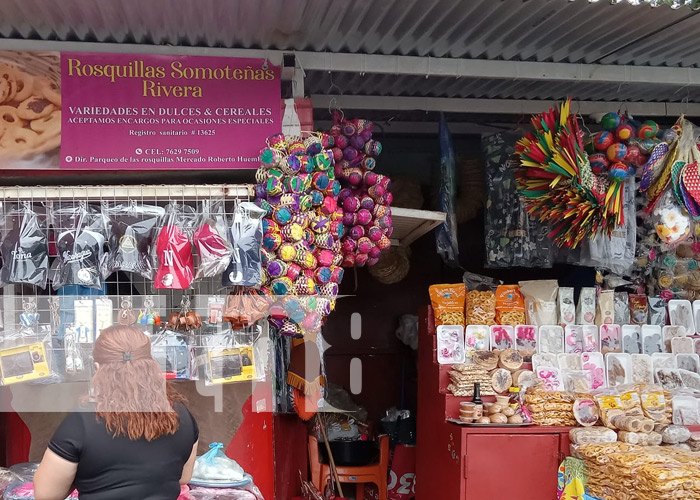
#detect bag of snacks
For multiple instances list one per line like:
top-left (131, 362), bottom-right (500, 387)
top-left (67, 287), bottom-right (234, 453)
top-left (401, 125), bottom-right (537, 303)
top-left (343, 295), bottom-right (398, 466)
top-left (595, 290), bottom-right (614, 326)
top-left (613, 292), bottom-right (630, 325)
top-left (576, 288), bottom-right (596, 325)
top-left (495, 285), bottom-right (526, 326)
top-left (638, 384), bottom-right (668, 423)
top-left (519, 280), bottom-right (558, 326)
top-left (465, 290), bottom-right (496, 326)
top-left (629, 295), bottom-right (648, 326)
top-left (429, 284), bottom-right (466, 326)
top-left (558, 287), bottom-right (575, 326)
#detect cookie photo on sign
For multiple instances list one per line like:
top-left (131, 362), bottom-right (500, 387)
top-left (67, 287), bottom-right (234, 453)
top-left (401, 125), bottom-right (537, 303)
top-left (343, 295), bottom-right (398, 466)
top-left (0, 52), bottom-right (62, 162)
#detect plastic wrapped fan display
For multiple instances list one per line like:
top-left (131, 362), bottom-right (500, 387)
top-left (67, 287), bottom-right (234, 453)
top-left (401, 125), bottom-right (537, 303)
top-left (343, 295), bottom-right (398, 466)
top-left (482, 132), bottom-right (553, 268)
top-left (202, 324), bottom-right (265, 386)
top-left (222, 202), bottom-right (265, 287)
top-left (435, 113), bottom-right (459, 266)
top-left (4, 482), bottom-right (79, 500)
top-left (0, 203), bottom-right (49, 288)
top-left (190, 443), bottom-right (250, 487)
top-left (150, 328), bottom-right (198, 380)
top-left (50, 203), bottom-right (106, 290)
top-left (154, 203), bottom-right (196, 290)
top-left (580, 178), bottom-right (637, 275)
top-left (102, 202), bottom-right (164, 279)
top-left (194, 199), bottom-right (233, 279)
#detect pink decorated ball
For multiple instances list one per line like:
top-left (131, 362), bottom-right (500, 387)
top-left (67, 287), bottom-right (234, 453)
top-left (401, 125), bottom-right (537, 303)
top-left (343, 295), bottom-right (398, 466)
top-left (342, 238), bottom-right (357, 254)
top-left (343, 196), bottom-right (360, 213)
top-left (350, 225), bottom-right (366, 240)
top-left (368, 245), bottom-right (382, 259)
top-left (357, 237), bottom-right (373, 254)
top-left (368, 225), bottom-right (383, 242)
top-left (355, 253), bottom-right (369, 266)
top-left (356, 209), bottom-right (373, 226)
top-left (360, 195), bottom-right (375, 211)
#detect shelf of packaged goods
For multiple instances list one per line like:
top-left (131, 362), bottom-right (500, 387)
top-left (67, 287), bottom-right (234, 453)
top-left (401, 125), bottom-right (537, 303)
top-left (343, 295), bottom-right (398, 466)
top-left (390, 207), bottom-right (446, 247)
top-left (0, 184), bottom-right (254, 201)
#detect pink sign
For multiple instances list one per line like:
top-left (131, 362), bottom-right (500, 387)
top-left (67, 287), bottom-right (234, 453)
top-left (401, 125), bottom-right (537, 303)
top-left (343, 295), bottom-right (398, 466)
top-left (58, 52), bottom-right (280, 169)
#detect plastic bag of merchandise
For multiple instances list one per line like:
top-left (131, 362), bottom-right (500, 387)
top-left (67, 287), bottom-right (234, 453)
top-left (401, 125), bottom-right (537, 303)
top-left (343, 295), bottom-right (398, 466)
top-left (102, 202), bottom-right (164, 279)
top-left (0, 469), bottom-right (22, 493)
top-left (50, 202), bottom-right (107, 290)
top-left (652, 190), bottom-right (692, 248)
top-left (0, 203), bottom-right (49, 288)
top-left (194, 200), bottom-right (233, 279)
top-left (188, 485), bottom-right (263, 500)
top-left (482, 133), bottom-right (553, 269)
top-left (580, 178), bottom-right (636, 275)
top-left (222, 202), bottom-right (265, 287)
top-left (191, 443), bottom-right (247, 485)
top-left (154, 202), bottom-right (196, 290)
top-left (435, 113), bottom-right (459, 266)
top-left (3, 482), bottom-right (78, 499)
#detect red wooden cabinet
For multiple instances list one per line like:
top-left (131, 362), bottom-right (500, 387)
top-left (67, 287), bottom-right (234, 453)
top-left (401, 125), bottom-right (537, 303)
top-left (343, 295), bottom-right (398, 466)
top-left (462, 433), bottom-right (559, 499)
top-left (417, 307), bottom-right (567, 500)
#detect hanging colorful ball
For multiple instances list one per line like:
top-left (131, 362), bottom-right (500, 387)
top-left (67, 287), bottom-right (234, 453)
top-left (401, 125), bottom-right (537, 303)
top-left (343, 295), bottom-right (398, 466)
top-left (355, 253), bottom-right (369, 267)
top-left (662, 128), bottom-right (677, 144)
top-left (624, 144), bottom-right (644, 167)
top-left (616, 123), bottom-right (635, 142)
top-left (589, 153), bottom-right (609, 174)
top-left (332, 148), bottom-right (344, 162)
top-left (342, 239), bottom-right (357, 254)
top-left (638, 123), bottom-right (657, 140)
top-left (357, 209), bottom-right (373, 226)
top-left (343, 168), bottom-right (364, 186)
top-left (368, 245), bottom-right (382, 259)
top-left (364, 171), bottom-right (379, 186)
top-left (606, 142), bottom-right (627, 162)
top-left (335, 135), bottom-right (348, 149)
top-left (338, 188), bottom-right (353, 202)
top-left (609, 162), bottom-right (630, 181)
top-left (601, 113), bottom-right (621, 131)
top-left (343, 147), bottom-right (359, 162)
top-left (357, 237), bottom-right (373, 254)
top-left (350, 225), bottom-right (366, 240)
top-left (342, 212), bottom-right (357, 227)
top-left (368, 225), bottom-right (383, 242)
top-left (364, 140), bottom-right (382, 157)
top-left (594, 131), bottom-right (614, 151)
top-left (350, 134), bottom-right (366, 150)
top-left (360, 195), bottom-right (375, 211)
top-left (343, 196), bottom-right (360, 213)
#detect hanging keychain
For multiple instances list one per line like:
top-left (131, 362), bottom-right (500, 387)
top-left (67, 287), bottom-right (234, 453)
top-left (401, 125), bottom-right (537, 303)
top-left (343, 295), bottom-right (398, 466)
top-left (64, 329), bottom-right (84, 375)
top-left (19, 298), bottom-right (40, 335)
top-left (137, 296), bottom-right (162, 326)
top-left (118, 297), bottom-right (136, 326)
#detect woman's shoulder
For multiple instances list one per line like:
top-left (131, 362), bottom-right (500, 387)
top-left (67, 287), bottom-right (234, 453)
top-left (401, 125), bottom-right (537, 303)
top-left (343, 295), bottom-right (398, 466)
top-left (173, 402), bottom-right (198, 441)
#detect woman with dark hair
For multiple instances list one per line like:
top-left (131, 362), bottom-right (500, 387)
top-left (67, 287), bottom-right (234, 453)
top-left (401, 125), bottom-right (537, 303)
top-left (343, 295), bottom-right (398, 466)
top-left (33, 325), bottom-right (199, 500)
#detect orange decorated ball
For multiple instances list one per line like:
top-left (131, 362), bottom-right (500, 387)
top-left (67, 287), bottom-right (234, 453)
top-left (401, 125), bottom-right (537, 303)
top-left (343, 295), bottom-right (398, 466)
top-left (616, 124), bottom-right (635, 142)
top-left (606, 143), bottom-right (627, 162)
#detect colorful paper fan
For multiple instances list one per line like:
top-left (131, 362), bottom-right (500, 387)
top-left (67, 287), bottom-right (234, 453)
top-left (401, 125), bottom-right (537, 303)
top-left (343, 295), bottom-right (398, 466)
top-left (514, 98), bottom-right (623, 248)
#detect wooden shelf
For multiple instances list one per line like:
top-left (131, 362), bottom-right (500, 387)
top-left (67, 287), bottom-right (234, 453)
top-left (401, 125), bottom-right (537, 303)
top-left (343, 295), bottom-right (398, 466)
top-left (390, 206), bottom-right (446, 247)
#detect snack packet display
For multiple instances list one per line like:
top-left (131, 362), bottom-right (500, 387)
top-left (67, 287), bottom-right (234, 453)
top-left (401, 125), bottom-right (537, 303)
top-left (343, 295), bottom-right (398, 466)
top-left (647, 297), bottom-right (667, 326)
top-left (621, 325), bottom-right (642, 354)
top-left (581, 351), bottom-right (606, 390)
top-left (429, 284), bottom-right (466, 326)
top-left (465, 290), bottom-right (496, 326)
top-left (102, 202), bottom-right (164, 279)
top-left (600, 324), bottom-right (621, 355)
top-left (519, 280), bottom-right (558, 326)
top-left (437, 325), bottom-right (465, 364)
top-left (222, 202), bottom-right (265, 287)
top-left (631, 354), bottom-right (654, 384)
top-left (538, 325), bottom-right (564, 354)
top-left (465, 325), bottom-right (489, 356)
top-left (576, 288), bottom-right (596, 325)
top-left (154, 203), bottom-right (196, 290)
top-left (669, 299), bottom-right (695, 334)
top-left (50, 203), bottom-right (106, 290)
top-left (558, 287), bottom-right (575, 326)
top-left (629, 294), bottom-right (648, 326)
top-left (495, 285), bottom-right (525, 325)
top-left (642, 325), bottom-right (663, 354)
top-left (193, 200), bottom-right (233, 279)
top-left (582, 325), bottom-right (599, 353)
top-left (595, 290), bottom-right (614, 326)
top-left (0, 204), bottom-right (49, 288)
top-left (606, 353), bottom-right (632, 387)
top-left (613, 292), bottom-right (630, 326)
top-left (515, 325), bottom-right (537, 361)
top-left (490, 325), bottom-right (514, 350)
top-left (564, 325), bottom-right (583, 354)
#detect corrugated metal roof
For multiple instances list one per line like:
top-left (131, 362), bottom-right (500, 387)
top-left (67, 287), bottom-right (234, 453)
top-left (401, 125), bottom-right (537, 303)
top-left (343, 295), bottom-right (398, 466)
top-left (0, 0), bottom-right (698, 67)
top-left (305, 71), bottom-right (700, 103)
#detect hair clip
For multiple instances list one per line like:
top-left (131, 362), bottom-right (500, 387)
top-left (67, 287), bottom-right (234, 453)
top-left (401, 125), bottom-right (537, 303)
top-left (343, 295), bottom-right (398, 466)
top-left (123, 352), bottom-right (132, 363)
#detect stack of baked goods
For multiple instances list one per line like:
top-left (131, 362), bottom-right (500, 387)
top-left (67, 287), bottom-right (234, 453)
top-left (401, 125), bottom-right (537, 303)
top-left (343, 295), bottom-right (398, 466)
top-left (447, 364), bottom-right (494, 397)
top-left (524, 381), bottom-right (576, 426)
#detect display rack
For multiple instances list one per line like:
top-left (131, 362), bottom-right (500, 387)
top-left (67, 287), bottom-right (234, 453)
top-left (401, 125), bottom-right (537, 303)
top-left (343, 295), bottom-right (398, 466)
top-left (389, 207), bottom-right (446, 247)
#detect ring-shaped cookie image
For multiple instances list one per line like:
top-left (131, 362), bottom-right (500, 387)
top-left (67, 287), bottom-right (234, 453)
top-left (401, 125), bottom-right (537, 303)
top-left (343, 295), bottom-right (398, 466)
top-left (35, 77), bottom-right (61, 107)
top-left (0, 105), bottom-right (25, 128)
top-left (0, 126), bottom-right (39, 153)
top-left (16, 96), bottom-right (54, 120)
top-left (30, 109), bottom-right (60, 135)
top-left (0, 71), bottom-right (15, 104)
top-left (12, 71), bottom-right (34, 103)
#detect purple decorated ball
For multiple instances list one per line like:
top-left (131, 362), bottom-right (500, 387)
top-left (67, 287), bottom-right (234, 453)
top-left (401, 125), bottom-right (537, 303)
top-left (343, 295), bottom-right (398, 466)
top-left (350, 134), bottom-right (366, 150)
top-left (350, 225), bottom-right (366, 240)
top-left (368, 245), bottom-right (382, 259)
top-left (343, 196), bottom-right (360, 213)
top-left (342, 238), bottom-right (357, 254)
top-left (368, 225), bottom-right (383, 242)
top-left (360, 195), bottom-right (375, 211)
top-left (356, 209), bottom-right (373, 226)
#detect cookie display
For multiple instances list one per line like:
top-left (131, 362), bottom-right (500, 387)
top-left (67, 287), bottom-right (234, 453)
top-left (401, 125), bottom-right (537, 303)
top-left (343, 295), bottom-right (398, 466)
top-left (0, 57), bottom-right (62, 160)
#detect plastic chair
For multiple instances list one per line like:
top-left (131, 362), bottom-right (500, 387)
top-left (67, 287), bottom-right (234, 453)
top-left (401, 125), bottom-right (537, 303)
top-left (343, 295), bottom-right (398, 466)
top-left (308, 435), bottom-right (389, 500)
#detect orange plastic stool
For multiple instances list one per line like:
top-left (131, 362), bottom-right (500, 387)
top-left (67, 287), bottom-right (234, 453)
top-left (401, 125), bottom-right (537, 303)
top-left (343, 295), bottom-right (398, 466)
top-left (308, 434), bottom-right (389, 500)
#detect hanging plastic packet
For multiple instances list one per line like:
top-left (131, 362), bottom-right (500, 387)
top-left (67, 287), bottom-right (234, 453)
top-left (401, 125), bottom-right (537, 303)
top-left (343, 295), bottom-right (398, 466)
top-left (150, 327), bottom-right (198, 380)
top-left (191, 442), bottom-right (247, 485)
top-left (154, 203), bottom-right (196, 290)
top-left (652, 190), bottom-right (692, 247)
top-left (222, 202), bottom-right (265, 287)
top-left (614, 292), bottom-right (630, 325)
top-left (193, 199), bottom-right (233, 279)
top-left (0, 203), bottom-right (49, 288)
top-left (204, 326), bottom-right (262, 385)
top-left (558, 287), bottom-right (575, 326)
top-left (51, 203), bottom-right (106, 290)
top-left (576, 288), bottom-right (596, 325)
top-left (102, 202), bottom-right (164, 279)
top-left (629, 295), bottom-right (649, 326)
top-left (648, 297), bottom-right (668, 326)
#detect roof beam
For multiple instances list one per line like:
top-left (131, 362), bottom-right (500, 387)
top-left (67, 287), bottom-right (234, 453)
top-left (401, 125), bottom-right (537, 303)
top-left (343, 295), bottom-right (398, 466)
top-left (311, 95), bottom-right (700, 117)
top-left (2, 39), bottom-right (700, 88)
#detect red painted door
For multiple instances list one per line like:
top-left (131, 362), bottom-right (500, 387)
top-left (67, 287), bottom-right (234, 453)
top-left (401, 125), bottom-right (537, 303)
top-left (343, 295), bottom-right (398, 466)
top-left (463, 434), bottom-right (559, 500)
